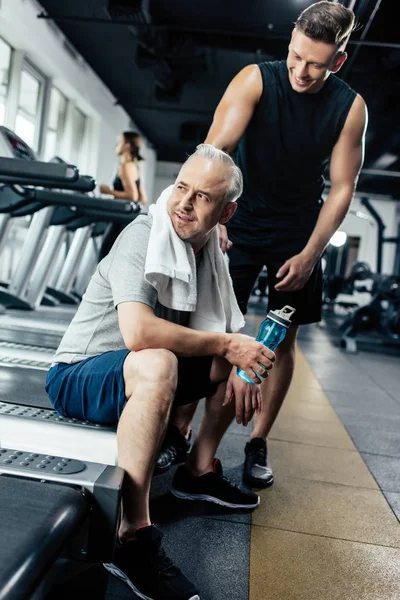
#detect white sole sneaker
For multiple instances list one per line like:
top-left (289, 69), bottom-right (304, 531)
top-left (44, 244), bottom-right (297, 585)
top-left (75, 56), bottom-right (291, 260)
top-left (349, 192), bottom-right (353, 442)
top-left (103, 563), bottom-right (200, 600)
top-left (170, 487), bottom-right (260, 509)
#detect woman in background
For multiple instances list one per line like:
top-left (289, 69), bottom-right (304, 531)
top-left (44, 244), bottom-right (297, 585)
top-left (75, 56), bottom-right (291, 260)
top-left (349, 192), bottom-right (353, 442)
top-left (98, 131), bottom-right (147, 260)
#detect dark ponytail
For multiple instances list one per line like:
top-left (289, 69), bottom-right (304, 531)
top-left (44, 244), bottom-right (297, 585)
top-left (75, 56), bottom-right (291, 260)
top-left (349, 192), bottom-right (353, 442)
top-left (123, 131), bottom-right (144, 161)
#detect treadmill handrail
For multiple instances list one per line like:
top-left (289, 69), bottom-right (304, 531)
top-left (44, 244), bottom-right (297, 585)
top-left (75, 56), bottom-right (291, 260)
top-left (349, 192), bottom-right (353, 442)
top-left (66, 206), bottom-right (140, 225)
top-left (0, 174), bottom-right (96, 193)
top-left (33, 188), bottom-right (138, 213)
top-left (0, 158), bottom-right (79, 183)
top-left (0, 185), bottom-right (139, 217)
top-left (0, 185), bottom-right (35, 213)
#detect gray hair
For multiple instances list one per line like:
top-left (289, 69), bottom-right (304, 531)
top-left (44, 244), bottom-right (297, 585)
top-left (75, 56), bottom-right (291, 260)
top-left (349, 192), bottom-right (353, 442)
top-left (187, 143), bottom-right (243, 203)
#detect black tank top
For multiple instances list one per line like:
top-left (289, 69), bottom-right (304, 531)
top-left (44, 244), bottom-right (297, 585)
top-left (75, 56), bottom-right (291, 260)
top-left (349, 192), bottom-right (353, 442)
top-left (112, 175), bottom-right (140, 193)
top-left (232, 60), bottom-right (357, 224)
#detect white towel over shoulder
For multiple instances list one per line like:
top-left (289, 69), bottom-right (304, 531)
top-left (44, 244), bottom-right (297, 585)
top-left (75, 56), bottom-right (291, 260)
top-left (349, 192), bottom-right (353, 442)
top-left (144, 185), bottom-right (245, 333)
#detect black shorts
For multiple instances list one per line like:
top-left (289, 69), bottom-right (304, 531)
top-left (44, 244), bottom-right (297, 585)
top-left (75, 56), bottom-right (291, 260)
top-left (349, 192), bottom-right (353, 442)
top-left (227, 214), bottom-right (323, 325)
top-left (46, 350), bottom-right (217, 425)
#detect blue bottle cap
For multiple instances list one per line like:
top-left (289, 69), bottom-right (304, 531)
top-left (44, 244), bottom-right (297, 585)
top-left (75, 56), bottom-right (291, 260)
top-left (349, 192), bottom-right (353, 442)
top-left (267, 305), bottom-right (296, 327)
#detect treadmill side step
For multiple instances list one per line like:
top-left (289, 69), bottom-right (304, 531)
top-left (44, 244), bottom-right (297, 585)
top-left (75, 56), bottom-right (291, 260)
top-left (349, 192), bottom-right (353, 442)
top-left (0, 447), bottom-right (86, 475)
top-left (0, 402), bottom-right (118, 465)
top-left (0, 402), bottom-right (113, 429)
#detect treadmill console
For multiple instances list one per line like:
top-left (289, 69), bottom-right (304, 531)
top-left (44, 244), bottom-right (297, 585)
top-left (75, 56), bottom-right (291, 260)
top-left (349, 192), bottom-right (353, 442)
top-left (0, 126), bottom-right (36, 160)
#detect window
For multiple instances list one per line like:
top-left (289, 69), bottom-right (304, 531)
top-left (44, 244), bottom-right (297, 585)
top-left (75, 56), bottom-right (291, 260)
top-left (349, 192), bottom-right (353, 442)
top-left (69, 106), bottom-right (88, 168)
top-left (43, 87), bottom-right (67, 161)
top-left (15, 64), bottom-right (44, 150)
top-left (0, 37), bottom-right (12, 125)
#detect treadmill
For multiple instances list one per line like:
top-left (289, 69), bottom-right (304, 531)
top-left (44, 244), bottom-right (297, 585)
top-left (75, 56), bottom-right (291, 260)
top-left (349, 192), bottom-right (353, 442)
top-left (0, 450), bottom-right (124, 600)
top-left (0, 127), bottom-right (140, 352)
top-left (0, 127), bottom-right (87, 337)
top-left (0, 128), bottom-right (126, 462)
top-left (0, 132), bottom-right (130, 599)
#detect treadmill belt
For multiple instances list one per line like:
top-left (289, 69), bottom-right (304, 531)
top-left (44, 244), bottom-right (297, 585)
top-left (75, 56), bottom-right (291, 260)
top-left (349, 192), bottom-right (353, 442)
top-left (6, 307), bottom-right (76, 323)
top-left (0, 326), bottom-right (62, 349)
top-left (0, 316), bottom-right (67, 333)
top-left (0, 341), bottom-right (54, 368)
top-left (0, 366), bottom-right (50, 408)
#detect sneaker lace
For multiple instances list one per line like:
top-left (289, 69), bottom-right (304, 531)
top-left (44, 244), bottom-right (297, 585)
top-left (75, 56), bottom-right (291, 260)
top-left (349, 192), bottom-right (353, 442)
top-left (163, 443), bottom-right (178, 462)
top-left (218, 474), bottom-right (245, 494)
top-left (252, 445), bottom-right (267, 466)
top-left (149, 541), bottom-right (179, 575)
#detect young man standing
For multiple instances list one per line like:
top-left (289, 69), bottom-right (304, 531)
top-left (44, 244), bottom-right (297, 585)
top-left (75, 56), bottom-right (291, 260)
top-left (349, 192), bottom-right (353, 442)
top-left (157, 1), bottom-right (368, 489)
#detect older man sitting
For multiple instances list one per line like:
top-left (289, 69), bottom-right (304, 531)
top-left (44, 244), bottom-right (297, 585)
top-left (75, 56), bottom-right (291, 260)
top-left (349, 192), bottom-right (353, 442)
top-left (45, 144), bottom-right (275, 600)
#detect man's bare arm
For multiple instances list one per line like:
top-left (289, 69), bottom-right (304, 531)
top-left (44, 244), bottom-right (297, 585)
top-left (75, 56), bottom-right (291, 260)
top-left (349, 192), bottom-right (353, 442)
top-left (205, 65), bottom-right (262, 250)
top-left (117, 301), bottom-right (274, 382)
top-left (275, 94), bottom-right (368, 292)
top-left (303, 94), bottom-right (368, 262)
top-left (205, 65), bottom-right (263, 153)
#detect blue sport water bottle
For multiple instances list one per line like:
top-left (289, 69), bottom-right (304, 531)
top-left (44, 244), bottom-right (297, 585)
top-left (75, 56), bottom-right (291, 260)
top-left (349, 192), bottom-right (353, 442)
top-left (237, 305), bottom-right (296, 384)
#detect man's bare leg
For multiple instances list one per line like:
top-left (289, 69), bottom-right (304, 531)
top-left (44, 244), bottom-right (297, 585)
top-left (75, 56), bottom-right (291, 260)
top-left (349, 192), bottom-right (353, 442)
top-left (117, 348), bottom-right (178, 541)
top-left (250, 325), bottom-right (298, 440)
top-left (185, 357), bottom-right (234, 476)
top-left (166, 326), bottom-right (298, 452)
top-left (155, 359), bottom-right (229, 472)
top-left (243, 325), bottom-right (298, 487)
top-left (172, 357), bottom-right (260, 508)
top-left (171, 401), bottom-right (199, 438)
top-left (108, 348), bottom-right (200, 599)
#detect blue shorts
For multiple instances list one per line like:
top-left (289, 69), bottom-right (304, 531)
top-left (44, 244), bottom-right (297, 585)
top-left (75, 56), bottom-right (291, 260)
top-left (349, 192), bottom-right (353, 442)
top-left (45, 350), bottom-right (217, 425)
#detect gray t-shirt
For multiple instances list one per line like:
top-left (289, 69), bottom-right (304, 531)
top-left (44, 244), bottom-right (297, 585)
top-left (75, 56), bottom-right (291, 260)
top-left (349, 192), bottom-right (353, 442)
top-left (53, 214), bottom-right (193, 364)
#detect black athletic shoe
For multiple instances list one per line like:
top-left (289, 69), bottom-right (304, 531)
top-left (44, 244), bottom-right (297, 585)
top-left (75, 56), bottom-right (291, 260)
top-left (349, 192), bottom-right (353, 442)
top-left (243, 438), bottom-right (274, 488)
top-left (104, 524), bottom-right (200, 600)
top-left (155, 426), bottom-right (192, 475)
top-left (171, 458), bottom-right (260, 509)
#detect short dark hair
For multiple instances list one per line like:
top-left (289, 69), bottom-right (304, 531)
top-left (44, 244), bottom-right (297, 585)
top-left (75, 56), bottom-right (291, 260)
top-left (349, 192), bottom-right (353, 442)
top-left (295, 1), bottom-right (356, 52)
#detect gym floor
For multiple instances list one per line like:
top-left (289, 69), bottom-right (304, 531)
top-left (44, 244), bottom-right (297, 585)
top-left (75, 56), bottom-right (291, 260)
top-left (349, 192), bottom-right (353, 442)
top-left (50, 304), bottom-right (400, 600)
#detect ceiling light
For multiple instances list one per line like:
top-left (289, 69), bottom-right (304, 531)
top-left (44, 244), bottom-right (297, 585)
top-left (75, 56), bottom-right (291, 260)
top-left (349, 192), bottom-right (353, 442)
top-left (329, 231), bottom-right (347, 247)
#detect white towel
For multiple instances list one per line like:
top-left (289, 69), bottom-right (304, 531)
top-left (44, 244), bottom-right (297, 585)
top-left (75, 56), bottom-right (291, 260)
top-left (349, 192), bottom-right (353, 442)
top-left (144, 185), bottom-right (245, 333)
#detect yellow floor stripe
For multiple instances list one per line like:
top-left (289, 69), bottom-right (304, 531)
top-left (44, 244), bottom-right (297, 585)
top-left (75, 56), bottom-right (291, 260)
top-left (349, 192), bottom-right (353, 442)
top-left (249, 346), bottom-right (400, 600)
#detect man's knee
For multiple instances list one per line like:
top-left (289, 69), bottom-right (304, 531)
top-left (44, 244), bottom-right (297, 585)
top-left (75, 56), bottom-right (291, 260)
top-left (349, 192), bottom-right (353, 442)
top-left (276, 325), bottom-right (298, 354)
top-left (209, 356), bottom-right (232, 384)
top-left (123, 349), bottom-right (178, 396)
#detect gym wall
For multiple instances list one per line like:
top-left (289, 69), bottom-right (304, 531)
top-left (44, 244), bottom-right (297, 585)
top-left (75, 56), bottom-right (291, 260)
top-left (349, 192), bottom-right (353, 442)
top-left (0, 0), bottom-right (156, 199)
